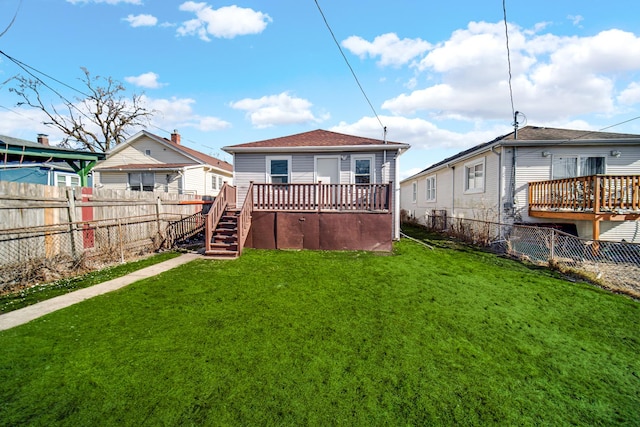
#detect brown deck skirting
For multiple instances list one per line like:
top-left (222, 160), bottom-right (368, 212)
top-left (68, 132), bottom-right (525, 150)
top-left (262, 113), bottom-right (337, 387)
top-left (247, 211), bottom-right (392, 252)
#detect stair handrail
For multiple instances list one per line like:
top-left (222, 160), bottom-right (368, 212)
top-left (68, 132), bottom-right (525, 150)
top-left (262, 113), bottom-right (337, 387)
top-left (205, 183), bottom-right (233, 253)
top-left (237, 182), bottom-right (254, 255)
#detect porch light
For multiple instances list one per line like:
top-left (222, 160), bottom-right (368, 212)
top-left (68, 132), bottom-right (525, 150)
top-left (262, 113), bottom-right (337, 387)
top-left (542, 151), bottom-right (551, 157)
top-left (610, 150), bottom-right (621, 157)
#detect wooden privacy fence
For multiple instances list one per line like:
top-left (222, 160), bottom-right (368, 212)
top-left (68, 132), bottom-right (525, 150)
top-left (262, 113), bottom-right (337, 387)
top-left (0, 182), bottom-right (205, 292)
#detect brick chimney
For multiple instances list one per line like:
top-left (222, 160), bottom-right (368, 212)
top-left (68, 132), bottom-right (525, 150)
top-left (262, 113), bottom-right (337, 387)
top-left (37, 134), bottom-right (49, 146)
top-left (171, 130), bottom-right (180, 145)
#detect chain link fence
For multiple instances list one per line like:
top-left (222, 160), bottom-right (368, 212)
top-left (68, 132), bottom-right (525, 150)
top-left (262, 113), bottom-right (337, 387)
top-left (0, 213), bottom-right (204, 294)
top-left (412, 211), bottom-right (640, 298)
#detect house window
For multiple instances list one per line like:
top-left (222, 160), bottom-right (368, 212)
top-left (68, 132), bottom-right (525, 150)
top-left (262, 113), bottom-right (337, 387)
top-left (266, 156), bottom-right (291, 184)
top-left (552, 156), bottom-right (605, 179)
top-left (352, 155), bottom-right (374, 184)
top-left (129, 172), bottom-right (155, 191)
top-left (464, 159), bottom-right (485, 193)
top-left (412, 181), bottom-right (417, 203)
top-left (56, 173), bottom-right (80, 187)
top-left (425, 175), bottom-right (436, 201)
top-left (145, 149), bottom-right (151, 156)
top-left (211, 174), bottom-right (219, 190)
top-left (218, 176), bottom-right (224, 189)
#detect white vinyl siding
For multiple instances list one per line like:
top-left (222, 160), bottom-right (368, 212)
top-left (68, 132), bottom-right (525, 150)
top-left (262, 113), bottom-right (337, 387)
top-left (183, 168), bottom-right (206, 195)
top-left (100, 137), bottom-right (195, 168)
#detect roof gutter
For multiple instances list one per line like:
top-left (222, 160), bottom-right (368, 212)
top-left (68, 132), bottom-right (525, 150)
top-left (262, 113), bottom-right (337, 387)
top-left (222, 144), bottom-right (410, 155)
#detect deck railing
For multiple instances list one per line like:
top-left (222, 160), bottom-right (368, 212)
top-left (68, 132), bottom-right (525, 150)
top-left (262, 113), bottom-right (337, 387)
top-left (237, 182), bottom-right (253, 255)
top-left (529, 175), bottom-right (640, 213)
top-left (252, 183), bottom-right (391, 212)
top-left (204, 183), bottom-right (236, 253)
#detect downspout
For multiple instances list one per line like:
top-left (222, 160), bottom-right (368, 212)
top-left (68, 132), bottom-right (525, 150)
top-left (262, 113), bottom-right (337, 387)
top-left (509, 146), bottom-right (517, 217)
top-left (383, 126), bottom-right (387, 183)
top-left (491, 145), bottom-right (502, 232)
top-left (393, 150), bottom-right (400, 240)
top-left (450, 164), bottom-right (455, 218)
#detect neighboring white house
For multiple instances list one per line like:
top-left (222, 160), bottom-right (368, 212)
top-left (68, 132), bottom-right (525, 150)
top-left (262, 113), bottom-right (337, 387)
top-left (400, 126), bottom-right (640, 242)
top-left (223, 129), bottom-right (410, 240)
top-left (95, 130), bottom-right (233, 196)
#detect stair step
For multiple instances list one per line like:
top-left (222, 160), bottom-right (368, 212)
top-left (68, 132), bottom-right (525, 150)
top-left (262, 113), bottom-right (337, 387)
top-left (205, 249), bottom-right (239, 258)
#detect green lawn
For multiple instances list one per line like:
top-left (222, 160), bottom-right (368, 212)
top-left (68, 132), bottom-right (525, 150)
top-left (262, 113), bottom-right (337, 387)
top-left (0, 233), bottom-right (638, 425)
top-left (0, 251), bottom-right (181, 314)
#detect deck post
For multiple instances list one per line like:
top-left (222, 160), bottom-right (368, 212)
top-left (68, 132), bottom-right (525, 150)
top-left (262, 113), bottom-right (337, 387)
top-left (318, 181), bottom-right (322, 213)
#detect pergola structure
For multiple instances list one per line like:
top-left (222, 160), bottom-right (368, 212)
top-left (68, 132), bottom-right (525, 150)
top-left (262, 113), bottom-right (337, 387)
top-left (0, 135), bottom-right (105, 187)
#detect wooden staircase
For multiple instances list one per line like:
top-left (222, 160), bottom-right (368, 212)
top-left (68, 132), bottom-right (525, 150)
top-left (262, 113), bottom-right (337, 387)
top-left (205, 209), bottom-right (240, 258)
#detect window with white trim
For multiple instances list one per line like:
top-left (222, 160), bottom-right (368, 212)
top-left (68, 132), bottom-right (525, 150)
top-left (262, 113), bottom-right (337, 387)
top-left (218, 176), bottom-right (224, 189)
top-left (129, 172), bottom-right (155, 191)
top-left (211, 174), bottom-right (219, 190)
top-left (412, 181), bottom-right (417, 203)
top-left (266, 156), bottom-right (291, 184)
top-left (352, 155), bottom-right (374, 184)
top-left (425, 175), bottom-right (436, 201)
top-left (464, 159), bottom-right (485, 193)
top-left (55, 173), bottom-right (80, 187)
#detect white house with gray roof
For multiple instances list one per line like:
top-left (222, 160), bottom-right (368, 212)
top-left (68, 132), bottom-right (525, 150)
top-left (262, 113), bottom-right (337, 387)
top-left (401, 126), bottom-right (640, 242)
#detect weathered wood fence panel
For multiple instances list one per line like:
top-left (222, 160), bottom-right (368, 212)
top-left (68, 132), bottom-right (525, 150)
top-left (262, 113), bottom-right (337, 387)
top-left (0, 182), bottom-right (205, 292)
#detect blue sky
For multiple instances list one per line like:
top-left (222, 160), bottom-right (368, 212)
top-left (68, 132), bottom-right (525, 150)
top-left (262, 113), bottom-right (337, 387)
top-left (1, 0), bottom-right (639, 178)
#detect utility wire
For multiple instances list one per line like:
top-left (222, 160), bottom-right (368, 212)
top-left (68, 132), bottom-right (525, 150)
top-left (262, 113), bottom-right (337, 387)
top-left (502, 0), bottom-right (515, 119)
top-left (0, 50), bottom-right (90, 98)
top-left (0, 0), bottom-right (22, 39)
top-left (313, 0), bottom-right (385, 131)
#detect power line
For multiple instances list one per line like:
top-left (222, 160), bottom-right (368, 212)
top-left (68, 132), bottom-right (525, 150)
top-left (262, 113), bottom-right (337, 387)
top-left (0, 50), bottom-right (90, 98)
top-left (0, 0), bottom-right (22, 39)
top-left (313, 0), bottom-right (385, 132)
top-left (502, 0), bottom-right (515, 120)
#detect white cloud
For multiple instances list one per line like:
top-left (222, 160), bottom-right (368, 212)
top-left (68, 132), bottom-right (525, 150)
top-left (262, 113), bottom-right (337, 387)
top-left (342, 33), bottom-right (431, 67)
top-left (330, 115), bottom-right (511, 151)
top-left (568, 15), bottom-right (584, 27)
top-left (618, 82), bottom-right (640, 105)
top-left (142, 96), bottom-right (231, 131)
top-left (0, 108), bottom-right (66, 142)
top-left (67, 0), bottom-right (142, 4)
top-left (177, 1), bottom-right (272, 41)
top-left (380, 22), bottom-right (640, 123)
top-left (124, 72), bottom-right (165, 89)
top-left (124, 14), bottom-right (158, 28)
top-left (230, 92), bottom-right (327, 128)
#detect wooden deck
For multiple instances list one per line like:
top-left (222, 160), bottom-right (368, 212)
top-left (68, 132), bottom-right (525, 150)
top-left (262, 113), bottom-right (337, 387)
top-left (528, 174), bottom-right (640, 240)
top-left (204, 183), bottom-right (392, 256)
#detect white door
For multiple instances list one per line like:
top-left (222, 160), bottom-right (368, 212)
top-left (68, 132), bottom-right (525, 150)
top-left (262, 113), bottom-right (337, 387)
top-left (316, 157), bottom-right (340, 207)
top-left (316, 157), bottom-right (340, 184)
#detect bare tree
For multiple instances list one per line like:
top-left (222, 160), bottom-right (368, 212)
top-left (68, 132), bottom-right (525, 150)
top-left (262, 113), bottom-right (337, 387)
top-left (10, 67), bottom-right (155, 152)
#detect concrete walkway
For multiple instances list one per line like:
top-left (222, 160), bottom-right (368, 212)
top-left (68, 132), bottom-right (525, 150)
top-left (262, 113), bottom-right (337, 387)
top-left (0, 253), bottom-right (202, 332)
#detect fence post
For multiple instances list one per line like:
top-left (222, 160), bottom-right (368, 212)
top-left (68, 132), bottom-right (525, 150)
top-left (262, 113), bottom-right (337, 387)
top-left (117, 219), bottom-right (125, 263)
top-left (155, 197), bottom-right (162, 236)
top-left (66, 187), bottom-right (78, 258)
top-left (550, 228), bottom-right (555, 261)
